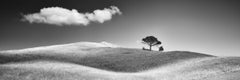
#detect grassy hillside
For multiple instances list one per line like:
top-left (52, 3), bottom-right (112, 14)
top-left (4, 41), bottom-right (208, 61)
top-left (0, 47), bottom-right (213, 72)
top-left (0, 42), bottom-right (240, 80)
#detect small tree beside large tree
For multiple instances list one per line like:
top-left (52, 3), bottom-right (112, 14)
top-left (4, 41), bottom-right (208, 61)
top-left (142, 36), bottom-right (162, 51)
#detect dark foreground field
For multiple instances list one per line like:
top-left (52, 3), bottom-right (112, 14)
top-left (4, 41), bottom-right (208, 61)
top-left (0, 42), bottom-right (240, 80)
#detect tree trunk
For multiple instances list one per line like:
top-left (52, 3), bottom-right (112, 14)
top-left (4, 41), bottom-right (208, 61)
top-left (149, 45), bottom-right (152, 51)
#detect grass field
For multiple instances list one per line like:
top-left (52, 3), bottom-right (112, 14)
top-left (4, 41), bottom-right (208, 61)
top-left (0, 42), bottom-right (240, 80)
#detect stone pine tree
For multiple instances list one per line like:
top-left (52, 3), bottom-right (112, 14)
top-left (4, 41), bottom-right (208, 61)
top-left (142, 36), bottom-right (162, 51)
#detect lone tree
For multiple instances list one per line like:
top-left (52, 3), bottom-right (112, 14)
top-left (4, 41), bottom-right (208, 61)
top-left (142, 36), bottom-right (162, 51)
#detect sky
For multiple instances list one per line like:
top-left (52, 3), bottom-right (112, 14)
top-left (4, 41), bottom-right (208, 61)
top-left (0, 0), bottom-right (240, 56)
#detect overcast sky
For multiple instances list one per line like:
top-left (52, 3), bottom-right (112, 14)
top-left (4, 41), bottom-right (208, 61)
top-left (0, 0), bottom-right (240, 56)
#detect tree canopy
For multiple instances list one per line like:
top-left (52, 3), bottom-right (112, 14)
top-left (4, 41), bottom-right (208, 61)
top-left (142, 36), bottom-right (162, 51)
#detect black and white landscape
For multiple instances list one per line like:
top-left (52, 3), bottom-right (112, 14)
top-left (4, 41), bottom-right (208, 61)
top-left (1, 0), bottom-right (240, 80)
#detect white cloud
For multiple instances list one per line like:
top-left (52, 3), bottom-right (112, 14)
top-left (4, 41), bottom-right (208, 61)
top-left (22, 6), bottom-right (121, 26)
top-left (86, 6), bottom-right (121, 23)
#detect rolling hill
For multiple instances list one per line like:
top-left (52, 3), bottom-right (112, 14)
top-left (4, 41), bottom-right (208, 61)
top-left (0, 42), bottom-right (240, 80)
